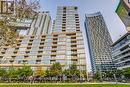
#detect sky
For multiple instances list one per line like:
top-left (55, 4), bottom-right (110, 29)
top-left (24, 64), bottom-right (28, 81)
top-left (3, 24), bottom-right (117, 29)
top-left (39, 0), bottom-right (127, 71)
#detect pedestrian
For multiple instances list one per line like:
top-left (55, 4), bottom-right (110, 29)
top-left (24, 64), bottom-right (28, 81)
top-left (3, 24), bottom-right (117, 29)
top-left (29, 75), bottom-right (34, 84)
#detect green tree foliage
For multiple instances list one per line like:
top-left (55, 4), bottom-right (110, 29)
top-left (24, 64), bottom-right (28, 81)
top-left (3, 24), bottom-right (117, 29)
top-left (17, 66), bottom-right (33, 77)
top-left (50, 62), bottom-right (62, 77)
top-left (63, 63), bottom-right (80, 77)
top-left (115, 70), bottom-right (123, 77)
top-left (81, 70), bottom-right (87, 78)
top-left (63, 69), bottom-right (71, 76)
top-left (45, 69), bottom-right (51, 77)
top-left (122, 67), bottom-right (130, 79)
top-left (0, 66), bottom-right (33, 79)
top-left (92, 71), bottom-right (101, 81)
top-left (105, 71), bottom-right (113, 78)
top-left (0, 68), bottom-right (7, 78)
top-left (105, 70), bottom-right (123, 79)
top-left (69, 63), bottom-right (80, 77)
top-left (7, 67), bottom-right (18, 78)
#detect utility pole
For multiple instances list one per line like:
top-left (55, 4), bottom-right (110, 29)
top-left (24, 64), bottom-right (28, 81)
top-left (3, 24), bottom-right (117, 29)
top-left (99, 65), bottom-right (103, 82)
top-left (86, 69), bottom-right (89, 82)
top-left (113, 73), bottom-right (118, 84)
top-left (79, 59), bottom-right (82, 83)
top-left (99, 52), bottom-right (103, 82)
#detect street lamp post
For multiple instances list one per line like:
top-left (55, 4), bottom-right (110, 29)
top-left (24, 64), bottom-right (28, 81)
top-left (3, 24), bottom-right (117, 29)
top-left (79, 60), bottom-right (81, 83)
top-left (99, 55), bottom-right (103, 82)
top-left (99, 64), bottom-right (103, 82)
top-left (113, 73), bottom-right (118, 84)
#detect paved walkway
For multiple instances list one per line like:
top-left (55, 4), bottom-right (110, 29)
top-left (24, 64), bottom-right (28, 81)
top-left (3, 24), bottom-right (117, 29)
top-left (0, 82), bottom-right (130, 85)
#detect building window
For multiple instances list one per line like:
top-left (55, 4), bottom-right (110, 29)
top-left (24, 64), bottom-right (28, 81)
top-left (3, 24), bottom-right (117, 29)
top-left (74, 7), bottom-right (77, 10)
top-left (63, 7), bottom-right (66, 10)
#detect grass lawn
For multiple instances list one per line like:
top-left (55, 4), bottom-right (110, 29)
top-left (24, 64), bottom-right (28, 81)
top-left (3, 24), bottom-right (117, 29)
top-left (0, 83), bottom-right (129, 87)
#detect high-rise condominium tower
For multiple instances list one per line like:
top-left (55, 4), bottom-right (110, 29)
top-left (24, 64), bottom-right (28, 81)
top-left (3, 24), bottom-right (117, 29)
top-left (51, 6), bottom-right (86, 70)
top-left (84, 12), bottom-right (115, 73)
top-left (53, 6), bottom-right (80, 33)
top-left (28, 12), bottom-right (51, 35)
top-left (0, 6), bottom-right (86, 71)
top-left (0, 12), bottom-right (51, 69)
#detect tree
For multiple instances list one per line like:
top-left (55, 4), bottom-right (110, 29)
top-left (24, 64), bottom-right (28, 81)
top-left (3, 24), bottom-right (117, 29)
top-left (15, 0), bottom-right (40, 19)
top-left (63, 69), bottom-right (71, 77)
top-left (34, 66), bottom-right (46, 77)
top-left (0, 68), bottom-right (7, 78)
top-left (7, 68), bottom-right (17, 78)
top-left (6, 67), bottom-right (19, 82)
top-left (69, 63), bottom-right (80, 77)
top-left (0, 0), bottom-right (40, 47)
top-left (81, 70), bottom-right (87, 79)
top-left (50, 62), bottom-right (62, 77)
top-left (105, 70), bottom-right (123, 79)
top-left (92, 71), bottom-right (100, 81)
top-left (17, 66), bottom-right (33, 77)
top-left (115, 70), bottom-right (123, 78)
top-left (63, 63), bottom-right (81, 81)
top-left (123, 68), bottom-right (130, 79)
top-left (105, 71), bottom-right (113, 78)
top-left (0, 19), bottom-right (17, 47)
top-left (63, 63), bottom-right (80, 77)
top-left (46, 69), bottom-right (51, 77)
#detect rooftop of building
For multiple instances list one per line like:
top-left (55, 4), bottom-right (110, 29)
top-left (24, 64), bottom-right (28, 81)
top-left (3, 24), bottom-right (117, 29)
top-left (112, 32), bottom-right (130, 46)
top-left (85, 12), bottom-right (101, 18)
top-left (57, 6), bottom-right (78, 8)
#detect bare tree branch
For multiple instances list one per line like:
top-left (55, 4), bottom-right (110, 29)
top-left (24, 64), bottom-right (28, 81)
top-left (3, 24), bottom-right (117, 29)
top-left (0, 0), bottom-right (40, 47)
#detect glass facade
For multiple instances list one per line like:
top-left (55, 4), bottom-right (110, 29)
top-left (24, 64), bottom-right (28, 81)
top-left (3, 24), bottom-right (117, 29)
top-left (85, 12), bottom-right (115, 73)
top-left (0, 6), bottom-right (86, 71)
top-left (112, 33), bottom-right (130, 69)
